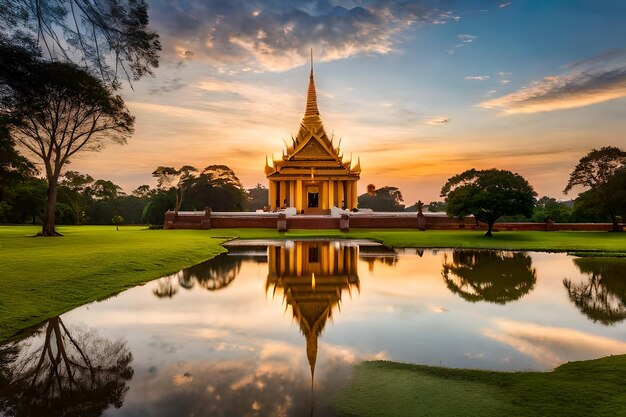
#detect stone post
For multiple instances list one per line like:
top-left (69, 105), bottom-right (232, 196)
top-left (340, 213), bottom-right (350, 232)
top-left (277, 213), bottom-right (287, 232)
top-left (201, 208), bottom-right (212, 230)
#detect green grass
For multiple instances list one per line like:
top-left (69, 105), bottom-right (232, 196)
top-left (190, 228), bottom-right (626, 254)
top-left (0, 225), bottom-right (229, 341)
top-left (333, 358), bottom-right (626, 417)
top-left (1, 226), bottom-right (625, 342)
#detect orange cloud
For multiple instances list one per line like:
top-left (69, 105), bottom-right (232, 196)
top-left (483, 319), bottom-right (626, 368)
top-left (480, 67), bottom-right (626, 114)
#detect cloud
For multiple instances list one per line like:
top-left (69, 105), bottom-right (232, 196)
top-left (480, 65), bottom-right (626, 114)
top-left (498, 2), bottom-right (512, 8)
top-left (425, 116), bottom-right (451, 125)
top-left (465, 75), bottom-right (490, 81)
top-left (565, 48), bottom-right (626, 70)
top-left (148, 0), bottom-right (460, 71)
top-left (457, 34), bottom-right (477, 43)
top-left (483, 319), bottom-right (626, 367)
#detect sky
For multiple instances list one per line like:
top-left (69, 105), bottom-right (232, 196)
top-left (69, 0), bottom-right (626, 204)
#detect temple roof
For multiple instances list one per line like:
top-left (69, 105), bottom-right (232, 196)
top-left (265, 51), bottom-right (360, 179)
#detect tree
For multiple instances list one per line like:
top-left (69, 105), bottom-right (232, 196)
top-left (563, 258), bottom-right (626, 325)
top-left (357, 185), bottom-right (405, 212)
top-left (0, 124), bottom-right (36, 202)
top-left (564, 146), bottom-right (626, 231)
top-left (532, 196), bottom-right (572, 223)
top-left (0, 42), bottom-right (134, 235)
top-left (247, 183), bottom-right (268, 211)
top-left (440, 169), bottom-right (537, 236)
top-left (0, 0), bottom-right (160, 87)
top-left (442, 250), bottom-right (537, 304)
top-left (184, 165), bottom-right (246, 212)
top-left (58, 171), bottom-right (95, 224)
top-left (152, 165), bottom-right (197, 213)
top-left (11, 178), bottom-right (47, 224)
top-left (428, 201), bottom-right (447, 212)
top-left (0, 317), bottom-right (133, 416)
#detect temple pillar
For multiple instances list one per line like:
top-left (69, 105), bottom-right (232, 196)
top-left (269, 181), bottom-right (276, 210)
top-left (328, 180), bottom-right (335, 208)
top-left (296, 180), bottom-right (303, 211)
top-left (279, 181), bottom-right (287, 208)
top-left (321, 181), bottom-right (328, 210)
top-left (346, 182), bottom-right (353, 209)
top-left (289, 182), bottom-right (295, 207)
top-left (351, 180), bottom-right (358, 209)
top-left (338, 181), bottom-right (344, 209)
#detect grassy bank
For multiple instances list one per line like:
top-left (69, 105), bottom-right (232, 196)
top-left (221, 228), bottom-right (626, 254)
top-left (333, 358), bottom-right (626, 417)
top-left (0, 225), bottom-right (228, 341)
top-left (1, 226), bottom-right (625, 341)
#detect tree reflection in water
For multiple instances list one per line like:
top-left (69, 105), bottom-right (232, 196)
top-left (564, 258), bottom-right (626, 325)
top-left (359, 245), bottom-right (399, 272)
top-left (153, 253), bottom-right (246, 297)
top-left (0, 317), bottom-right (133, 417)
top-left (442, 250), bottom-right (537, 304)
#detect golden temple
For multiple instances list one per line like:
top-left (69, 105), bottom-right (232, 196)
top-left (265, 52), bottom-right (361, 214)
top-left (266, 241), bottom-right (360, 380)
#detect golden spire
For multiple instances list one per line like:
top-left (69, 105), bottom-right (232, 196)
top-left (305, 48), bottom-right (320, 117)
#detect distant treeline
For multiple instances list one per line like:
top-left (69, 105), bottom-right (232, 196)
top-left (0, 165), bottom-right (269, 226)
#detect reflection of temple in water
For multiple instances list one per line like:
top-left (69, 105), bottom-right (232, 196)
top-left (266, 241), bottom-right (360, 383)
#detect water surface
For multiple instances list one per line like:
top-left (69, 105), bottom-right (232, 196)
top-left (1, 240), bottom-right (625, 416)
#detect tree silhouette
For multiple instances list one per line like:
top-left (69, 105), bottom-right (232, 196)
top-left (442, 250), bottom-right (537, 304)
top-left (153, 255), bottom-right (243, 298)
top-left (564, 146), bottom-right (626, 231)
top-left (0, 0), bottom-right (160, 87)
top-left (563, 258), bottom-right (626, 325)
top-left (440, 169), bottom-right (536, 236)
top-left (0, 317), bottom-right (133, 416)
top-left (0, 41), bottom-right (134, 235)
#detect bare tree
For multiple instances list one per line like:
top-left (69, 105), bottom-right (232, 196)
top-left (0, 0), bottom-right (160, 87)
top-left (0, 41), bottom-right (134, 235)
top-left (0, 317), bottom-right (133, 416)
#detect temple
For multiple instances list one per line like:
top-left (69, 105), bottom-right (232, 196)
top-left (265, 241), bottom-right (360, 382)
top-left (265, 52), bottom-right (361, 213)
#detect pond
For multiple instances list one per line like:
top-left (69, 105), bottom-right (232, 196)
top-left (1, 240), bottom-right (626, 416)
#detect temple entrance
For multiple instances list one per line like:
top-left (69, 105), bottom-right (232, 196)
top-left (307, 186), bottom-right (319, 208)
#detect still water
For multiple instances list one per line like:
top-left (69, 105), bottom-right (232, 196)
top-left (1, 240), bottom-right (626, 416)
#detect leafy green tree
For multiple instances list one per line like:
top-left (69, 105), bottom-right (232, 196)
top-left (357, 185), bottom-right (405, 212)
top-left (0, 124), bottom-right (36, 203)
top-left (57, 171), bottom-right (94, 224)
top-left (440, 169), bottom-right (537, 236)
top-left (564, 146), bottom-right (626, 231)
top-left (184, 165), bottom-right (246, 212)
top-left (142, 190), bottom-right (175, 225)
top-left (246, 184), bottom-right (268, 211)
top-left (152, 165), bottom-right (197, 213)
top-left (54, 203), bottom-right (75, 224)
top-left (442, 250), bottom-right (537, 304)
top-left (0, 42), bottom-right (134, 235)
top-left (564, 258), bottom-right (626, 325)
top-left (0, 0), bottom-right (160, 87)
top-left (428, 201), bottom-right (447, 212)
top-left (11, 178), bottom-right (47, 224)
top-left (532, 196), bottom-right (572, 223)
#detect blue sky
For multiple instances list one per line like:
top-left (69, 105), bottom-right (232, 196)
top-left (73, 0), bottom-right (626, 204)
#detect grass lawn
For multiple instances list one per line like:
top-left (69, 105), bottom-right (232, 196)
top-left (333, 358), bottom-right (626, 417)
top-left (1, 225), bottom-right (625, 342)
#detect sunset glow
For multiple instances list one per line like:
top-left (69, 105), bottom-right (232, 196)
top-left (67, 0), bottom-right (626, 203)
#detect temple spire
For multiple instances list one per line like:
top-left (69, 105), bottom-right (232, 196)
top-left (305, 48), bottom-right (320, 117)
